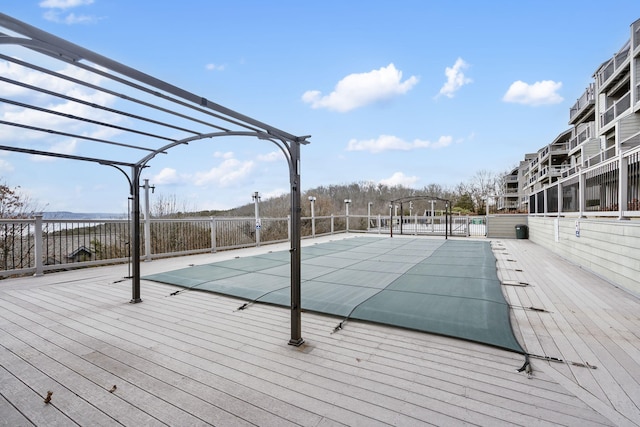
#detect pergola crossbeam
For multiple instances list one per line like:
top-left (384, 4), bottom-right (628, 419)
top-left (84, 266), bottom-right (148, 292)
top-left (0, 12), bottom-right (310, 346)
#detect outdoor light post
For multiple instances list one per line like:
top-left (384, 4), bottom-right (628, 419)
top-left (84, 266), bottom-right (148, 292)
top-left (344, 199), bottom-right (351, 232)
top-left (141, 179), bottom-right (155, 262)
top-left (430, 200), bottom-right (436, 232)
top-left (309, 196), bottom-right (316, 238)
top-left (253, 191), bottom-right (261, 247)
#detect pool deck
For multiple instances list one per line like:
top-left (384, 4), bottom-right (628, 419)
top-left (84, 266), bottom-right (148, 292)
top-left (1, 234), bottom-right (639, 426)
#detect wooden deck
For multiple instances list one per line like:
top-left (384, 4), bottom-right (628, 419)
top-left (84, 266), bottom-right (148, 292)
top-left (1, 235), bottom-right (639, 426)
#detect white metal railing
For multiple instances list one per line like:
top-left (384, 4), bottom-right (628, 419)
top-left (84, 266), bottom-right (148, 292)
top-left (600, 92), bottom-right (631, 127)
top-left (597, 45), bottom-right (630, 86)
top-left (1, 211), bottom-right (496, 277)
top-left (569, 122), bottom-right (594, 152)
top-left (530, 145), bottom-right (640, 218)
top-left (569, 83), bottom-right (595, 122)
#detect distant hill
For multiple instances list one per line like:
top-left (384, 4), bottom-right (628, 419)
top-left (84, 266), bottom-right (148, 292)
top-left (43, 211), bottom-right (128, 220)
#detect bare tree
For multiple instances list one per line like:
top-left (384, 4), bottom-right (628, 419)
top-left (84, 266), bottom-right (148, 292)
top-left (468, 170), bottom-right (498, 214)
top-left (0, 183), bottom-right (43, 218)
top-left (150, 193), bottom-right (196, 218)
top-left (0, 182), bottom-right (45, 271)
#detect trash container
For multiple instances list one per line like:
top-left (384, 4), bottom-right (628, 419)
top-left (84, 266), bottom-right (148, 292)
top-left (515, 224), bottom-right (529, 239)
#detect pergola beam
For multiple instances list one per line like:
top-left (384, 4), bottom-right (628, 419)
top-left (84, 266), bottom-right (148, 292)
top-left (0, 13), bottom-right (309, 346)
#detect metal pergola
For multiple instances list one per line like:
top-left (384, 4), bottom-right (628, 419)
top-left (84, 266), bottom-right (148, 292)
top-left (389, 195), bottom-right (451, 238)
top-left (0, 13), bottom-right (309, 346)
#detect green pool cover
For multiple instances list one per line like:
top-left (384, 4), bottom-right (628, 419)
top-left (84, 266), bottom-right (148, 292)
top-left (143, 237), bottom-right (524, 353)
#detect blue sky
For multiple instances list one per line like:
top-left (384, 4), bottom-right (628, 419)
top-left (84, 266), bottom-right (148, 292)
top-left (1, 1), bottom-right (639, 213)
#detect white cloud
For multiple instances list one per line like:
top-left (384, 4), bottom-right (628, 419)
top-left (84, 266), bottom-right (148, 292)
top-left (257, 151), bottom-right (282, 162)
top-left (30, 139), bottom-right (79, 162)
top-left (40, 0), bottom-right (98, 24)
top-left (150, 153), bottom-right (256, 188)
top-left (437, 58), bottom-right (472, 98)
top-left (379, 172), bottom-right (420, 187)
top-left (0, 158), bottom-right (14, 172)
top-left (503, 80), bottom-right (563, 106)
top-left (0, 61), bottom-right (120, 144)
top-left (43, 10), bottom-right (99, 24)
top-left (151, 167), bottom-right (184, 185)
top-left (346, 134), bottom-right (453, 153)
top-left (194, 157), bottom-right (255, 187)
top-left (213, 151), bottom-right (235, 159)
top-left (302, 63), bottom-right (418, 112)
top-left (40, 0), bottom-right (94, 8)
top-left (205, 63), bottom-right (226, 71)
top-left (261, 188), bottom-right (288, 199)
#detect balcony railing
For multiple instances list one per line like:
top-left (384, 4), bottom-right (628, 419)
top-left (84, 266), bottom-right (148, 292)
top-left (530, 145), bottom-right (640, 217)
top-left (585, 145), bottom-right (617, 168)
top-left (550, 143), bottom-right (568, 153)
top-left (597, 45), bottom-right (630, 86)
top-left (600, 92), bottom-right (631, 127)
top-left (539, 146), bottom-right (550, 159)
top-left (569, 122), bottom-right (595, 152)
top-left (569, 83), bottom-right (595, 123)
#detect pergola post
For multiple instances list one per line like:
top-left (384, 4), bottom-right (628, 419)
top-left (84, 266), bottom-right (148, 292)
top-left (130, 165), bottom-right (142, 303)
top-left (289, 139), bottom-right (304, 346)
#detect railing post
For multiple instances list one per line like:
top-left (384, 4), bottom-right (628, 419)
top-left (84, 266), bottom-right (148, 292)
top-left (253, 191), bottom-right (261, 247)
top-left (619, 153), bottom-right (628, 220)
top-left (377, 214), bottom-right (381, 234)
top-left (142, 179), bottom-right (153, 262)
top-left (34, 214), bottom-right (43, 277)
top-left (330, 214), bottom-right (334, 234)
top-left (579, 167), bottom-right (586, 217)
top-left (210, 217), bottom-right (217, 253)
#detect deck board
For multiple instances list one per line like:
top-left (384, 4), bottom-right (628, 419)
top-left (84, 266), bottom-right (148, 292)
top-left (1, 235), bottom-right (638, 426)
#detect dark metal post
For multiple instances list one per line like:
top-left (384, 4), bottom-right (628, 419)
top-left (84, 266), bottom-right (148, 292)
top-left (289, 141), bottom-right (304, 346)
top-left (445, 201), bottom-right (449, 240)
top-left (130, 165), bottom-right (142, 303)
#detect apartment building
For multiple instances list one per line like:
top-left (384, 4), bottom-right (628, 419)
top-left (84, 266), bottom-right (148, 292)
top-left (504, 18), bottom-right (640, 217)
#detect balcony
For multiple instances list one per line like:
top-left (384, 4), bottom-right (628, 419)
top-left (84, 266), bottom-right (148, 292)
top-left (597, 43), bottom-right (630, 88)
top-left (530, 157), bottom-right (539, 169)
top-left (561, 165), bottom-right (579, 178)
top-left (539, 146), bottom-right (550, 161)
top-left (550, 142), bottom-right (568, 155)
top-left (569, 83), bottom-right (595, 124)
top-left (584, 145), bottom-right (617, 168)
top-left (600, 92), bottom-right (631, 127)
top-left (568, 122), bottom-right (595, 153)
top-left (539, 165), bottom-right (568, 182)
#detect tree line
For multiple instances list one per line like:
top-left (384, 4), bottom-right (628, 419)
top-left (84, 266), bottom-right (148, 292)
top-left (0, 167), bottom-right (513, 220)
top-left (190, 169), bottom-right (513, 219)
